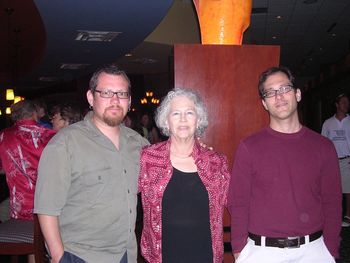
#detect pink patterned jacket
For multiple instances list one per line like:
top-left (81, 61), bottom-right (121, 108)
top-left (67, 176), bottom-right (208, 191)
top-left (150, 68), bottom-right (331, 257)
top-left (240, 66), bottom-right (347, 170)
top-left (138, 139), bottom-right (230, 263)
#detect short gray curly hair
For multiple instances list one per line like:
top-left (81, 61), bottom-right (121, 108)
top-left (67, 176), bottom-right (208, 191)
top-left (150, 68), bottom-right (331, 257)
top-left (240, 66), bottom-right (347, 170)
top-left (155, 88), bottom-right (208, 137)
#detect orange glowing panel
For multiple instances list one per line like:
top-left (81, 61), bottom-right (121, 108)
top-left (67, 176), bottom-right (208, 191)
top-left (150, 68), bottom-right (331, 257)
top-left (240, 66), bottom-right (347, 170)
top-left (193, 0), bottom-right (252, 45)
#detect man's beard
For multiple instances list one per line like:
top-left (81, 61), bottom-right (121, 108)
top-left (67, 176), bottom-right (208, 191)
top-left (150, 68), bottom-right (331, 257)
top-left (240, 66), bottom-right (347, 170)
top-left (103, 107), bottom-right (125, 127)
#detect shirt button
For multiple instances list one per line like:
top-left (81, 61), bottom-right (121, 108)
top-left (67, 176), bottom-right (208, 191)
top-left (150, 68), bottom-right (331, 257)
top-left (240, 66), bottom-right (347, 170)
top-left (127, 189), bottom-right (130, 193)
top-left (124, 169), bottom-right (127, 174)
top-left (130, 209), bottom-right (132, 213)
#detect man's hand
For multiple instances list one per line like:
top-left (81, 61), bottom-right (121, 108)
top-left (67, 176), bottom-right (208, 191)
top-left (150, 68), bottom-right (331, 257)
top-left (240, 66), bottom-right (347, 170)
top-left (50, 251), bottom-right (64, 263)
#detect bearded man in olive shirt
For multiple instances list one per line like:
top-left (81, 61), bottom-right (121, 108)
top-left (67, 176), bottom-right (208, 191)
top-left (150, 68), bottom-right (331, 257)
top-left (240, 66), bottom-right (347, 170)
top-left (34, 64), bottom-right (149, 263)
top-left (228, 67), bottom-right (342, 263)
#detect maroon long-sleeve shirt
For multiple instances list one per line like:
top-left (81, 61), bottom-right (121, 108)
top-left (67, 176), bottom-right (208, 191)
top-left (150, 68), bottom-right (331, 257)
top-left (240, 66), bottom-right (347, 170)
top-left (228, 126), bottom-right (342, 258)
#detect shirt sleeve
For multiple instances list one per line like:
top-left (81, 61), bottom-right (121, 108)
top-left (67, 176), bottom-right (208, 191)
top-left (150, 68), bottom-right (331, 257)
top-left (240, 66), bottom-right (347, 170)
top-left (34, 134), bottom-right (71, 216)
top-left (227, 142), bottom-right (253, 253)
top-left (320, 142), bottom-right (342, 258)
top-left (321, 120), bottom-right (329, 138)
top-left (138, 148), bottom-right (147, 193)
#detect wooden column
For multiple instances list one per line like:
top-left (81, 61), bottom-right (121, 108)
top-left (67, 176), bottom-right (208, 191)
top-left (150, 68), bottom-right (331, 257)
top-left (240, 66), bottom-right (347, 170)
top-left (174, 44), bottom-right (280, 262)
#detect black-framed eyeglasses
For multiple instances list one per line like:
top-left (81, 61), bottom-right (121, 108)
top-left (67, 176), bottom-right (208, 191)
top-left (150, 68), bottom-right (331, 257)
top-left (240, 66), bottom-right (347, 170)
top-left (262, 85), bottom-right (294, 99)
top-left (94, 89), bottom-right (130, 99)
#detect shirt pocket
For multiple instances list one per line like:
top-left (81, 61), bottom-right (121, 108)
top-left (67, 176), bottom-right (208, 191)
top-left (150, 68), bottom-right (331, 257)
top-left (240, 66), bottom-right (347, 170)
top-left (81, 166), bottom-right (114, 205)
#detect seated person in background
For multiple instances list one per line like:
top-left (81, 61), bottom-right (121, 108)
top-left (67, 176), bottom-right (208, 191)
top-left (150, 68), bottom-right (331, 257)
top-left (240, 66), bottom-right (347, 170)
top-left (139, 88), bottom-right (230, 263)
top-left (0, 100), bottom-right (56, 220)
top-left (50, 103), bottom-right (83, 131)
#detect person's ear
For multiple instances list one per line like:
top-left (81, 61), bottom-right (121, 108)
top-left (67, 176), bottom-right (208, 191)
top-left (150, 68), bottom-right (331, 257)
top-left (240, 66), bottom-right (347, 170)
top-left (87, 90), bottom-right (94, 108)
top-left (296, 89), bottom-right (302, 102)
top-left (261, 99), bottom-right (268, 111)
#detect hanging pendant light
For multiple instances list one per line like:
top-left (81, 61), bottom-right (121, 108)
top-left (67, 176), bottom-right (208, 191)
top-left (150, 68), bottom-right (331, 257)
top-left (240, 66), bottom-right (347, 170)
top-left (6, 89), bottom-right (15, 100)
top-left (14, 96), bottom-right (22, 103)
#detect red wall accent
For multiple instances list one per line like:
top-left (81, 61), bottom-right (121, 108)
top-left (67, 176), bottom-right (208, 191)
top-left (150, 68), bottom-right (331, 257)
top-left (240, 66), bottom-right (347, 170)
top-left (174, 44), bottom-right (280, 262)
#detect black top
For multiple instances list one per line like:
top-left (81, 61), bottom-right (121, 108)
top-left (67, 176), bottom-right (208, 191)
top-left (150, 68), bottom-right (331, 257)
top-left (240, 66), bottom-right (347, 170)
top-left (162, 167), bottom-right (213, 263)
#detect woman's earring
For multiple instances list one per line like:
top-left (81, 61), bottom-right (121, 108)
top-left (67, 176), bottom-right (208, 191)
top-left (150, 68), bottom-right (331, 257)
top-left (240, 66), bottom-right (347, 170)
top-left (89, 105), bottom-right (93, 110)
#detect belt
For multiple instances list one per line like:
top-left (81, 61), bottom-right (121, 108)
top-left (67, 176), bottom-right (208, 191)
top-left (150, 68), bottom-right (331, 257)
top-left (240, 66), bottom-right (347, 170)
top-left (248, 231), bottom-right (323, 248)
top-left (339, 156), bottom-right (350, 160)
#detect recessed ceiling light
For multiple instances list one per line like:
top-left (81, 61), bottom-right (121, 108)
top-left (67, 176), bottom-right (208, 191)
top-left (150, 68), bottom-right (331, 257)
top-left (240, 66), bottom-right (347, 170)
top-left (60, 63), bottom-right (90, 70)
top-left (272, 36), bottom-right (277, 39)
top-left (125, 53), bottom-right (132, 57)
top-left (276, 15), bottom-right (283, 19)
top-left (131, 58), bottom-right (157, 64)
top-left (303, 0), bottom-right (318, 4)
top-left (75, 30), bottom-right (121, 42)
top-left (39, 76), bottom-right (58, 82)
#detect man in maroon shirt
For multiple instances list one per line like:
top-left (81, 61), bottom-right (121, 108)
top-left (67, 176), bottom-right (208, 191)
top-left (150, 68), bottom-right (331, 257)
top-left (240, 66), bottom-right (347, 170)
top-left (0, 100), bottom-right (55, 220)
top-left (228, 67), bottom-right (342, 262)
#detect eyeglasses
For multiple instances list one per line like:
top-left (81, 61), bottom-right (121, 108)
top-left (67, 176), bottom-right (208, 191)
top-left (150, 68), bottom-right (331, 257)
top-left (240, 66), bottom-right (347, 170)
top-left (94, 89), bottom-right (130, 99)
top-left (262, 85), bottom-right (294, 99)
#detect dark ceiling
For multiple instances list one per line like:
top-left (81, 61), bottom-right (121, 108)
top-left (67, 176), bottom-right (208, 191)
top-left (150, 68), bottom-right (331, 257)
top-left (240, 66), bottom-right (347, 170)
top-left (1, 0), bottom-right (350, 97)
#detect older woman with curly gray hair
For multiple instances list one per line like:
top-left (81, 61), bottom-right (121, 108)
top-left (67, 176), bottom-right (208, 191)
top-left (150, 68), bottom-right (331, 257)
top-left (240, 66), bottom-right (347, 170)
top-left (138, 87), bottom-right (231, 263)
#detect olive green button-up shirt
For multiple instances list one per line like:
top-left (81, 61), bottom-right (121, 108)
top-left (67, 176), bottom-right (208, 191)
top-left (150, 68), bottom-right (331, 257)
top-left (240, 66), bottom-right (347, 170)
top-left (34, 112), bottom-right (149, 263)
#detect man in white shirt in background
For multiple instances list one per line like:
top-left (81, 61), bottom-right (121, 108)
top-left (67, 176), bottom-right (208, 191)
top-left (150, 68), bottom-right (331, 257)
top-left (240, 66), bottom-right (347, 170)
top-left (322, 93), bottom-right (350, 227)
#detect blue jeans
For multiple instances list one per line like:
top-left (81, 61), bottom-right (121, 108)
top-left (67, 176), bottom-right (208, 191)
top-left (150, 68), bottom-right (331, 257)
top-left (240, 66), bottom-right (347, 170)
top-left (58, 251), bottom-right (127, 263)
top-left (120, 252), bottom-right (127, 263)
top-left (59, 251), bottom-right (85, 263)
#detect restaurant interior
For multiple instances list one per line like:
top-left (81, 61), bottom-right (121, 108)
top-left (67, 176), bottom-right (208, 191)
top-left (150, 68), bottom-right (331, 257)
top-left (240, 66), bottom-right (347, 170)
top-left (1, 0), bottom-right (350, 262)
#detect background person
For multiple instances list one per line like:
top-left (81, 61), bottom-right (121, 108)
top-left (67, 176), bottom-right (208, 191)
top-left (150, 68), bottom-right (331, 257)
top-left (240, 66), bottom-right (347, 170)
top-left (33, 99), bottom-right (52, 129)
top-left (0, 100), bottom-right (55, 263)
top-left (138, 88), bottom-right (230, 263)
top-left (0, 100), bottom-right (55, 220)
top-left (139, 112), bottom-right (160, 143)
top-left (228, 67), bottom-right (342, 263)
top-left (50, 103), bottom-right (83, 131)
top-left (322, 93), bottom-right (350, 227)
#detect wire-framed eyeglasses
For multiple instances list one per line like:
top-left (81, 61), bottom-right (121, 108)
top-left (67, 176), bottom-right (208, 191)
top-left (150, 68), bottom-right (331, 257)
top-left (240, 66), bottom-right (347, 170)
top-left (262, 85), bottom-right (294, 99)
top-left (94, 89), bottom-right (130, 99)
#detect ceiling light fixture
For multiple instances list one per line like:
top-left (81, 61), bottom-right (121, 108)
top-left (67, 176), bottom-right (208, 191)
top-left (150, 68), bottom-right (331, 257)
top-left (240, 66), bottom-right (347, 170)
top-left (276, 15), bottom-right (282, 19)
top-left (60, 63), bottom-right (90, 70)
top-left (75, 30), bottom-right (121, 42)
top-left (39, 76), bottom-right (59, 82)
top-left (6, 89), bottom-right (14, 100)
top-left (303, 0), bottom-right (318, 4)
top-left (131, 58), bottom-right (157, 64)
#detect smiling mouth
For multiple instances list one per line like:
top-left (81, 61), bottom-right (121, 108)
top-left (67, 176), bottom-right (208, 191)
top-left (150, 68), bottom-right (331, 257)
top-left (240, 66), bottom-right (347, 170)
top-left (275, 102), bottom-right (288, 108)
